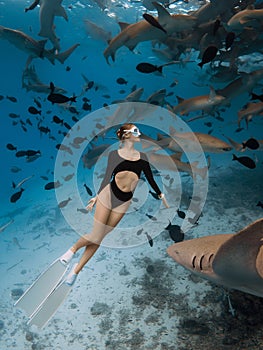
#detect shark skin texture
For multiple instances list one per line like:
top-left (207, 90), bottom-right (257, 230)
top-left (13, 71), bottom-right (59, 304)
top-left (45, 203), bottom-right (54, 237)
top-left (167, 218), bottom-right (263, 297)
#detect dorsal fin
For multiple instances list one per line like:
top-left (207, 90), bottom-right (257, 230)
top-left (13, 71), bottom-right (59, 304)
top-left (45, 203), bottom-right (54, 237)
top-left (152, 2), bottom-right (171, 18)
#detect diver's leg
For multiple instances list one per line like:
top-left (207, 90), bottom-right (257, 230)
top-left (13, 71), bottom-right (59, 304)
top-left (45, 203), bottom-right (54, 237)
top-left (73, 200), bottom-right (130, 274)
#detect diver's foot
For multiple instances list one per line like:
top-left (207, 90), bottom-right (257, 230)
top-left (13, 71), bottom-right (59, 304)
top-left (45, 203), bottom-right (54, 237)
top-left (64, 263), bottom-right (78, 286)
top-left (60, 248), bottom-right (75, 265)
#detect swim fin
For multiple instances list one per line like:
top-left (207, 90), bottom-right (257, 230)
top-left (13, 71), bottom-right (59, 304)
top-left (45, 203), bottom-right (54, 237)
top-left (28, 279), bottom-right (73, 329)
top-left (14, 259), bottom-right (68, 318)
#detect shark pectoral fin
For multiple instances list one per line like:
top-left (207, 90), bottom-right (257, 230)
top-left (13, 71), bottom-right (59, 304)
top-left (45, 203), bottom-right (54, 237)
top-left (213, 218), bottom-right (263, 288)
top-left (55, 5), bottom-right (68, 21)
top-left (55, 43), bottom-right (80, 64)
top-left (208, 86), bottom-right (216, 101)
top-left (152, 2), bottom-right (171, 21)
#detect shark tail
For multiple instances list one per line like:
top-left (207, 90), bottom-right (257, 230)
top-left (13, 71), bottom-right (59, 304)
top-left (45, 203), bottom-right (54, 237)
top-left (55, 43), bottom-right (80, 64)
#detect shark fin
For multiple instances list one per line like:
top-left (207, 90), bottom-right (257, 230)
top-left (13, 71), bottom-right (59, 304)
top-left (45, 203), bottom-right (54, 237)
top-left (55, 43), bottom-right (80, 64)
top-left (55, 5), bottom-right (68, 21)
top-left (118, 22), bottom-right (130, 31)
top-left (208, 86), bottom-right (216, 101)
top-left (152, 2), bottom-right (171, 19)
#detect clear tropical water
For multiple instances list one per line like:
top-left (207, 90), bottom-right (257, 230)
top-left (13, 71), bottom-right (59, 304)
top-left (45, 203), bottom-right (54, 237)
top-left (0, 0), bottom-right (263, 349)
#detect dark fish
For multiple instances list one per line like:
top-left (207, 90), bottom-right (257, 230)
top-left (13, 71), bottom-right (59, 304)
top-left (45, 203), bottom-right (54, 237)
top-left (232, 154), bottom-right (256, 169)
top-left (26, 154), bottom-right (41, 163)
top-left (9, 113), bottom-right (20, 118)
top-left (82, 102), bottom-right (92, 111)
top-left (10, 166), bottom-right (21, 173)
top-left (6, 143), bottom-right (17, 151)
top-left (256, 201), bottom-right (263, 209)
top-left (26, 118), bottom-right (33, 126)
top-left (225, 32), bottom-right (235, 50)
top-left (68, 106), bottom-right (79, 114)
top-left (213, 19), bottom-right (221, 35)
top-left (44, 180), bottom-right (62, 190)
top-left (58, 197), bottom-right (71, 208)
top-left (198, 46), bottom-right (218, 68)
top-left (145, 213), bottom-right (157, 221)
top-left (63, 122), bottom-right (71, 130)
top-left (48, 82), bottom-right (76, 104)
top-left (40, 175), bottom-right (49, 180)
top-left (38, 126), bottom-right (50, 134)
top-left (66, 66), bottom-right (71, 71)
top-left (250, 92), bottom-right (263, 102)
top-left (6, 96), bottom-right (17, 102)
top-left (165, 221), bottom-right (184, 242)
top-left (0, 95), bottom-right (4, 100)
top-left (53, 115), bottom-right (64, 124)
top-left (72, 116), bottom-right (79, 122)
top-left (242, 138), bottom-right (259, 150)
top-left (10, 188), bottom-right (24, 203)
top-left (77, 208), bottom-right (89, 214)
top-left (28, 106), bottom-right (41, 115)
top-left (143, 13), bottom-right (167, 34)
top-left (177, 209), bottom-right (186, 219)
top-left (15, 150), bottom-right (27, 157)
top-left (84, 184), bottom-right (93, 196)
top-left (136, 228), bottom-right (143, 236)
top-left (204, 122), bottom-right (212, 127)
top-left (33, 98), bottom-right (42, 108)
top-left (25, 149), bottom-right (41, 157)
top-left (144, 232), bottom-right (153, 247)
top-left (116, 77), bottom-right (127, 85)
top-left (136, 62), bottom-right (163, 74)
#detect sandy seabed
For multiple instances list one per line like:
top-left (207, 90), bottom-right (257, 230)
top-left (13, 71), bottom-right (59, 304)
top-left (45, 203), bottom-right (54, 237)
top-left (0, 160), bottom-right (263, 350)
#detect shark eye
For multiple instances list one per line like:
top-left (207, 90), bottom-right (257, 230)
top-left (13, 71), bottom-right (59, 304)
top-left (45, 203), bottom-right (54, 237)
top-left (192, 256), bottom-right (196, 269)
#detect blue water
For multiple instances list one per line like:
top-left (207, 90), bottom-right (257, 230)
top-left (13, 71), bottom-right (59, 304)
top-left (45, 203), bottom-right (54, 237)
top-left (1, 0), bottom-right (263, 349)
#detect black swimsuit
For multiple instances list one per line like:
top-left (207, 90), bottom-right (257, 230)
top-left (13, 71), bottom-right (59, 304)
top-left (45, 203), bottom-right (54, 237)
top-left (98, 150), bottom-right (162, 209)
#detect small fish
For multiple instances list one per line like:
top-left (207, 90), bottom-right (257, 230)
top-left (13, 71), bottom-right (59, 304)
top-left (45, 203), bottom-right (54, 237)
top-left (48, 82), bottom-right (76, 104)
top-left (40, 175), bottom-right (49, 180)
top-left (63, 122), bottom-right (71, 130)
top-left (143, 13), bottom-right (167, 34)
top-left (52, 115), bottom-right (64, 125)
top-left (15, 150), bottom-right (27, 157)
top-left (177, 209), bottom-right (186, 219)
top-left (28, 106), bottom-right (41, 115)
top-left (10, 166), bottom-right (21, 173)
top-left (136, 228), bottom-right (143, 236)
top-left (232, 154), bottom-right (256, 169)
top-left (10, 188), bottom-right (24, 203)
top-left (38, 126), bottom-right (50, 134)
top-left (242, 138), bottom-right (259, 150)
top-left (58, 197), bottom-right (72, 208)
top-left (145, 213), bottom-right (157, 221)
top-left (136, 62), bottom-right (163, 74)
top-left (250, 92), bottom-right (263, 102)
top-left (116, 77), bottom-right (127, 85)
top-left (9, 113), bottom-right (20, 118)
top-left (165, 221), bottom-right (184, 242)
top-left (6, 143), bottom-right (17, 151)
top-left (63, 173), bottom-right (74, 181)
top-left (225, 32), bottom-right (235, 50)
top-left (84, 184), bottom-right (93, 196)
top-left (256, 201), bottom-right (263, 209)
top-left (82, 102), bottom-right (92, 111)
top-left (33, 98), bottom-right (42, 109)
top-left (204, 122), bottom-right (212, 127)
top-left (62, 160), bottom-right (74, 167)
top-left (198, 46), bottom-right (218, 68)
top-left (73, 136), bottom-right (87, 145)
top-left (144, 232), bottom-right (153, 247)
top-left (14, 174), bottom-right (34, 188)
top-left (66, 66), bottom-right (71, 71)
top-left (26, 118), bottom-right (33, 126)
top-left (56, 144), bottom-right (73, 155)
top-left (25, 149), bottom-right (41, 157)
top-left (6, 96), bottom-right (17, 102)
top-left (44, 181), bottom-right (62, 190)
top-left (77, 208), bottom-right (89, 214)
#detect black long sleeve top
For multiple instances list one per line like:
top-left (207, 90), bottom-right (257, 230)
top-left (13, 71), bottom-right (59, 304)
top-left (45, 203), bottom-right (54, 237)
top-left (98, 150), bottom-right (162, 195)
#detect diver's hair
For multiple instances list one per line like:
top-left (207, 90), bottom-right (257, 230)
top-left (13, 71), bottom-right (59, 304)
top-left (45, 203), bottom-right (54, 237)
top-left (116, 123), bottom-right (134, 140)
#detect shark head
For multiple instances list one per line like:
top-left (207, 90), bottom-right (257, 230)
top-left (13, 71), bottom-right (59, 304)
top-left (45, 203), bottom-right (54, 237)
top-left (167, 218), bottom-right (263, 297)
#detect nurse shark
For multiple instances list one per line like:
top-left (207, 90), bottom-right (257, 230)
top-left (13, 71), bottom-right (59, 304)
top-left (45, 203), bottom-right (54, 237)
top-left (167, 218), bottom-right (263, 298)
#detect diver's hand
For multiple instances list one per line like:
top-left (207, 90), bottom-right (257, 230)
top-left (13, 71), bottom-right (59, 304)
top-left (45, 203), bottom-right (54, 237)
top-left (86, 196), bottom-right (97, 211)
